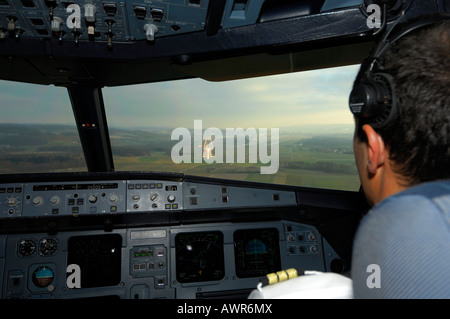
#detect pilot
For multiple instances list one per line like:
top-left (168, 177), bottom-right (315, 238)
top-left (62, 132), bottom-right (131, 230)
top-left (349, 13), bottom-right (450, 298)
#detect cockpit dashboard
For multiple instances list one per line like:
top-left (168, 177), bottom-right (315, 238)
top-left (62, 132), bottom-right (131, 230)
top-left (0, 172), bottom-right (364, 299)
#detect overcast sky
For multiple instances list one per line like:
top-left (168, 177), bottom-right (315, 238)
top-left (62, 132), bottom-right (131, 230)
top-left (0, 64), bottom-right (360, 131)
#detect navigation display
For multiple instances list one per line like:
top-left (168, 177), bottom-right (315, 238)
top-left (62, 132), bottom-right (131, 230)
top-left (67, 234), bottom-right (122, 288)
top-left (175, 231), bottom-right (225, 283)
top-left (234, 228), bottom-right (281, 278)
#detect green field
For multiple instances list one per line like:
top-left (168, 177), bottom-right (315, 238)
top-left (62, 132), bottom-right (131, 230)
top-left (0, 124), bottom-right (360, 191)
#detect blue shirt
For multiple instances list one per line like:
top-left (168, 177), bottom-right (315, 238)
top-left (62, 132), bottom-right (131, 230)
top-left (351, 180), bottom-right (450, 298)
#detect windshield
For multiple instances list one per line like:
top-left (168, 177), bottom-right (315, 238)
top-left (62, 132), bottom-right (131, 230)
top-left (103, 65), bottom-right (361, 191)
top-left (0, 65), bottom-right (361, 191)
top-left (0, 81), bottom-right (86, 174)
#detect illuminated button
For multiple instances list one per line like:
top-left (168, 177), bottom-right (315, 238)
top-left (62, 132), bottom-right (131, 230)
top-left (165, 204), bottom-right (171, 209)
top-left (110, 206), bottom-right (117, 212)
top-left (172, 204), bottom-right (178, 209)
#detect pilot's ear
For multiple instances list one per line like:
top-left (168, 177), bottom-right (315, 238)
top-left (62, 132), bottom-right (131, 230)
top-left (362, 124), bottom-right (386, 175)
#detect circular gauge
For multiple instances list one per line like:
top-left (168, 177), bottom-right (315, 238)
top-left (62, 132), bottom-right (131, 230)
top-left (18, 239), bottom-right (37, 257)
top-left (39, 238), bottom-right (58, 256)
top-left (32, 266), bottom-right (54, 288)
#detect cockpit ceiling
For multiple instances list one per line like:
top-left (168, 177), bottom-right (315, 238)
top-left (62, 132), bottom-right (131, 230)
top-left (0, 0), bottom-right (443, 86)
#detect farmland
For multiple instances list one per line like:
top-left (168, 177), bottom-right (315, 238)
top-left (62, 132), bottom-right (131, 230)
top-left (0, 123), bottom-right (360, 191)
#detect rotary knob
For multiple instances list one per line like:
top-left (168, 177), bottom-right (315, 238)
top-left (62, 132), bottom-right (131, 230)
top-left (149, 193), bottom-right (158, 202)
top-left (109, 193), bottom-right (118, 203)
top-left (167, 194), bottom-right (176, 203)
top-left (49, 195), bottom-right (60, 205)
top-left (7, 197), bottom-right (18, 207)
top-left (32, 196), bottom-right (44, 206)
top-left (88, 194), bottom-right (98, 203)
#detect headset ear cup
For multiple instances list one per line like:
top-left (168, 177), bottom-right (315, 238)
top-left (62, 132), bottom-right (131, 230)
top-left (349, 72), bottom-right (396, 129)
top-left (370, 72), bottom-right (397, 128)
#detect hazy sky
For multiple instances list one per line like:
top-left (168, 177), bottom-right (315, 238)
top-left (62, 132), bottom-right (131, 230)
top-left (0, 64), bottom-right (360, 130)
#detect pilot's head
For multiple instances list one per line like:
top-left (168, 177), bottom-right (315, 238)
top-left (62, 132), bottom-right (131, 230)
top-left (350, 14), bottom-right (450, 206)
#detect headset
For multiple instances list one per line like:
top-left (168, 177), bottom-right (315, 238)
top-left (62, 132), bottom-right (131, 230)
top-left (349, 12), bottom-right (450, 129)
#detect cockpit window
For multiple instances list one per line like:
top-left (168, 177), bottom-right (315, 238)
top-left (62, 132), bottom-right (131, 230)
top-left (104, 65), bottom-right (361, 191)
top-left (0, 81), bottom-right (86, 174)
top-left (0, 65), bottom-right (360, 191)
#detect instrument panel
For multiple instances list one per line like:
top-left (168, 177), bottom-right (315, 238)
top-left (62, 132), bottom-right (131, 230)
top-left (0, 220), bottom-right (341, 299)
top-left (0, 173), bottom-right (348, 299)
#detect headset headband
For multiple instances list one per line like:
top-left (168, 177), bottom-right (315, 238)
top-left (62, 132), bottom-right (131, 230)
top-left (349, 12), bottom-right (450, 129)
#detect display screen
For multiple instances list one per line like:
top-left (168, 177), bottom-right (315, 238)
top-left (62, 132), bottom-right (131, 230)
top-left (234, 228), bottom-right (281, 278)
top-left (175, 231), bottom-right (225, 283)
top-left (67, 234), bottom-right (122, 288)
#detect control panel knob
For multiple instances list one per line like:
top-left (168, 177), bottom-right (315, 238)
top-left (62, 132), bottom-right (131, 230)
top-left (109, 193), bottom-right (118, 203)
top-left (167, 194), bottom-right (176, 203)
top-left (49, 195), bottom-right (60, 205)
top-left (149, 193), bottom-right (158, 202)
top-left (88, 194), bottom-right (98, 203)
top-left (144, 24), bottom-right (158, 41)
top-left (32, 196), bottom-right (44, 206)
top-left (84, 4), bottom-right (97, 22)
top-left (7, 197), bottom-right (18, 207)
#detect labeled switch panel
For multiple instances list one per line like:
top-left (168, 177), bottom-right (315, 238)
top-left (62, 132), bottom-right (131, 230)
top-left (0, 177), bottom-right (296, 219)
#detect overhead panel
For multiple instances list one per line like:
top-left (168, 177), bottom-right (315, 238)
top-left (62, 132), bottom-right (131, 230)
top-left (0, 0), bottom-right (268, 44)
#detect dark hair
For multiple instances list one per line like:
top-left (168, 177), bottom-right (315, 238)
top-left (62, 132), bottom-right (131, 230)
top-left (355, 19), bottom-right (450, 185)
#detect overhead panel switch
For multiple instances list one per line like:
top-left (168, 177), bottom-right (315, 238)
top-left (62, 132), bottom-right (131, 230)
top-left (103, 2), bottom-right (117, 16)
top-left (150, 8), bottom-right (164, 22)
top-left (134, 6), bottom-right (147, 19)
top-left (144, 23), bottom-right (158, 41)
top-left (84, 4), bottom-right (97, 23)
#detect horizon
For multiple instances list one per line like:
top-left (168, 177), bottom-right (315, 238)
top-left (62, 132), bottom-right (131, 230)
top-left (0, 64), bottom-right (360, 130)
